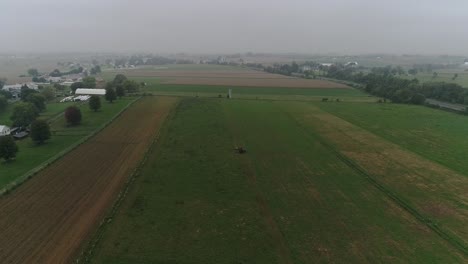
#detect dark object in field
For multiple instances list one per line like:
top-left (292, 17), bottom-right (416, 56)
top-left (235, 146), bottom-right (247, 154)
top-left (322, 98), bottom-right (329, 102)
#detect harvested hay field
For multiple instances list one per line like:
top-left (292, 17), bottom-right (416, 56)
top-left (111, 66), bottom-right (350, 88)
top-left (0, 97), bottom-right (177, 263)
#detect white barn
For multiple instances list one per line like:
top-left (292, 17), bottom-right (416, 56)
top-left (0, 125), bottom-right (11, 136)
top-left (75, 88), bottom-right (106, 96)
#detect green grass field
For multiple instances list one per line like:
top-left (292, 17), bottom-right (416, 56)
top-left (318, 102), bottom-right (468, 175)
top-left (403, 69), bottom-right (468, 88)
top-left (0, 98), bottom-right (135, 189)
top-left (146, 84), bottom-right (371, 102)
top-left (89, 98), bottom-right (466, 263)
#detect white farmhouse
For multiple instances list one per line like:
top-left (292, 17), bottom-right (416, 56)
top-left (0, 125), bottom-right (11, 136)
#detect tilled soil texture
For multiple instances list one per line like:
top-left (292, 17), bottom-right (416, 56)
top-left (118, 69), bottom-right (350, 88)
top-left (0, 97), bottom-right (178, 264)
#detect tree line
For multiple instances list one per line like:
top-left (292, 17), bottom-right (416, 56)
top-left (325, 64), bottom-right (468, 105)
top-left (253, 60), bottom-right (468, 106)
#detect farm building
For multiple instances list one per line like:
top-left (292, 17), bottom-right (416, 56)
top-left (0, 125), bottom-right (11, 136)
top-left (2, 83), bottom-right (38, 98)
top-left (345, 61), bottom-right (359, 67)
top-left (75, 88), bottom-right (106, 96)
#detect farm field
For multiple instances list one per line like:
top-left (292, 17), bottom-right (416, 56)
top-left (105, 64), bottom-right (350, 88)
top-left (0, 97), bottom-right (177, 263)
top-left (90, 98), bottom-right (466, 263)
top-left (318, 102), bottom-right (468, 175)
top-left (149, 84), bottom-right (371, 102)
top-left (0, 98), bottom-right (134, 189)
top-left (103, 64), bottom-right (373, 102)
top-left (403, 69), bottom-right (468, 88)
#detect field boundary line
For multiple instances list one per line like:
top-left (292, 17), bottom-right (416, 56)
top-left (283, 110), bottom-right (468, 257)
top-left (75, 98), bottom-right (180, 264)
top-left (0, 97), bottom-right (141, 197)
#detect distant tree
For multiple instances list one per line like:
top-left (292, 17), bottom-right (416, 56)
top-left (123, 80), bottom-right (139, 93)
top-left (105, 87), bottom-right (117, 103)
top-left (50, 69), bottom-right (62, 77)
top-left (453, 73), bottom-right (459, 80)
top-left (113, 74), bottom-right (127, 85)
top-left (0, 78), bottom-right (5, 89)
top-left (32, 76), bottom-right (47, 83)
top-left (0, 136), bottom-right (18, 162)
top-left (88, 95), bottom-right (101, 112)
top-left (432, 72), bottom-right (438, 79)
top-left (64, 106), bottom-right (82, 125)
top-left (90, 65), bottom-right (101, 75)
top-left (408, 68), bottom-right (418, 75)
top-left (396, 66), bottom-right (406, 75)
top-left (0, 95), bottom-right (7, 112)
top-left (41, 87), bottom-right (56, 101)
top-left (28, 68), bottom-right (39, 77)
top-left (410, 93), bottom-right (426, 105)
top-left (27, 94), bottom-right (46, 112)
top-left (11, 102), bottom-right (39, 127)
top-left (20, 86), bottom-right (38, 101)
top-left (0, 90), bottom-right (12, 99)
top-left (70, 82), bottom-right (84, 94)
top-left (291, 61), bottom-right (299, 73)
top-left (53, 83), bottom-right (65, 91)
top-left (82, 76), bottom-right (96, 88)
top-left (30, 120), bottom-right (51, 144)
top-left (115, 84), bottom-right (125, 98)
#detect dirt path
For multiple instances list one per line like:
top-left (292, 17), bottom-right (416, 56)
top-left (0, 97), bottom-right (177, 264)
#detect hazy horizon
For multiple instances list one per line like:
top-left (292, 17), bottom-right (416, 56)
top-left (1, 0), bottom-right (468, 55)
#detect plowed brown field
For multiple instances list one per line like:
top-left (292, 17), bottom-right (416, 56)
top-left (0, 97), bottom-right (177, 263)
top-left (117, 68), bottom-right (350, 88)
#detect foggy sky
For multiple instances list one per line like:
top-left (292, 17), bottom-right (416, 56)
top-left (1, 0), bottom-right (468, 55)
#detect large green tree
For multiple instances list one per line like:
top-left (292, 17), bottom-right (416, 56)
top-left (41, 87), bottom-right (56, 101)
top-left (30, 120), bottom-right (51, 144)
top-left (10, 102), bottom-right (39, 127)
top-left (28, 68), bottom-right (39, 77)
top-left (20, 86), bottom-right (38, 101)
top-left (82, 76), bottom-right (96, 88)
top-left (0, 136), bottom-right (18, 162)
top-left (115, 84), bottom-right (125, 98)
top-left (123, 80), bottom-right (139, 93)
top-left (65, 106), bottom-right (82, 126)
top-left (0, 95), bottom-right (7, 112)
top-left (27, 94), bottom-right (46, 112)
top-left (113, 74), bottom-right (127, 85)
top-left (88, 95), bottom-right (101, 112)
top-left (70, 82), bottom-right (84, 94)
top-left (105, 87), bottom-right (116, 103)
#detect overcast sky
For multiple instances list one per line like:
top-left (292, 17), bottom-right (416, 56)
top-left (1, 0), bottom-right (467, 55)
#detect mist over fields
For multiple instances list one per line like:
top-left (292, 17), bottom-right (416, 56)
top-left (1, 0), bottom-right (468, 55)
